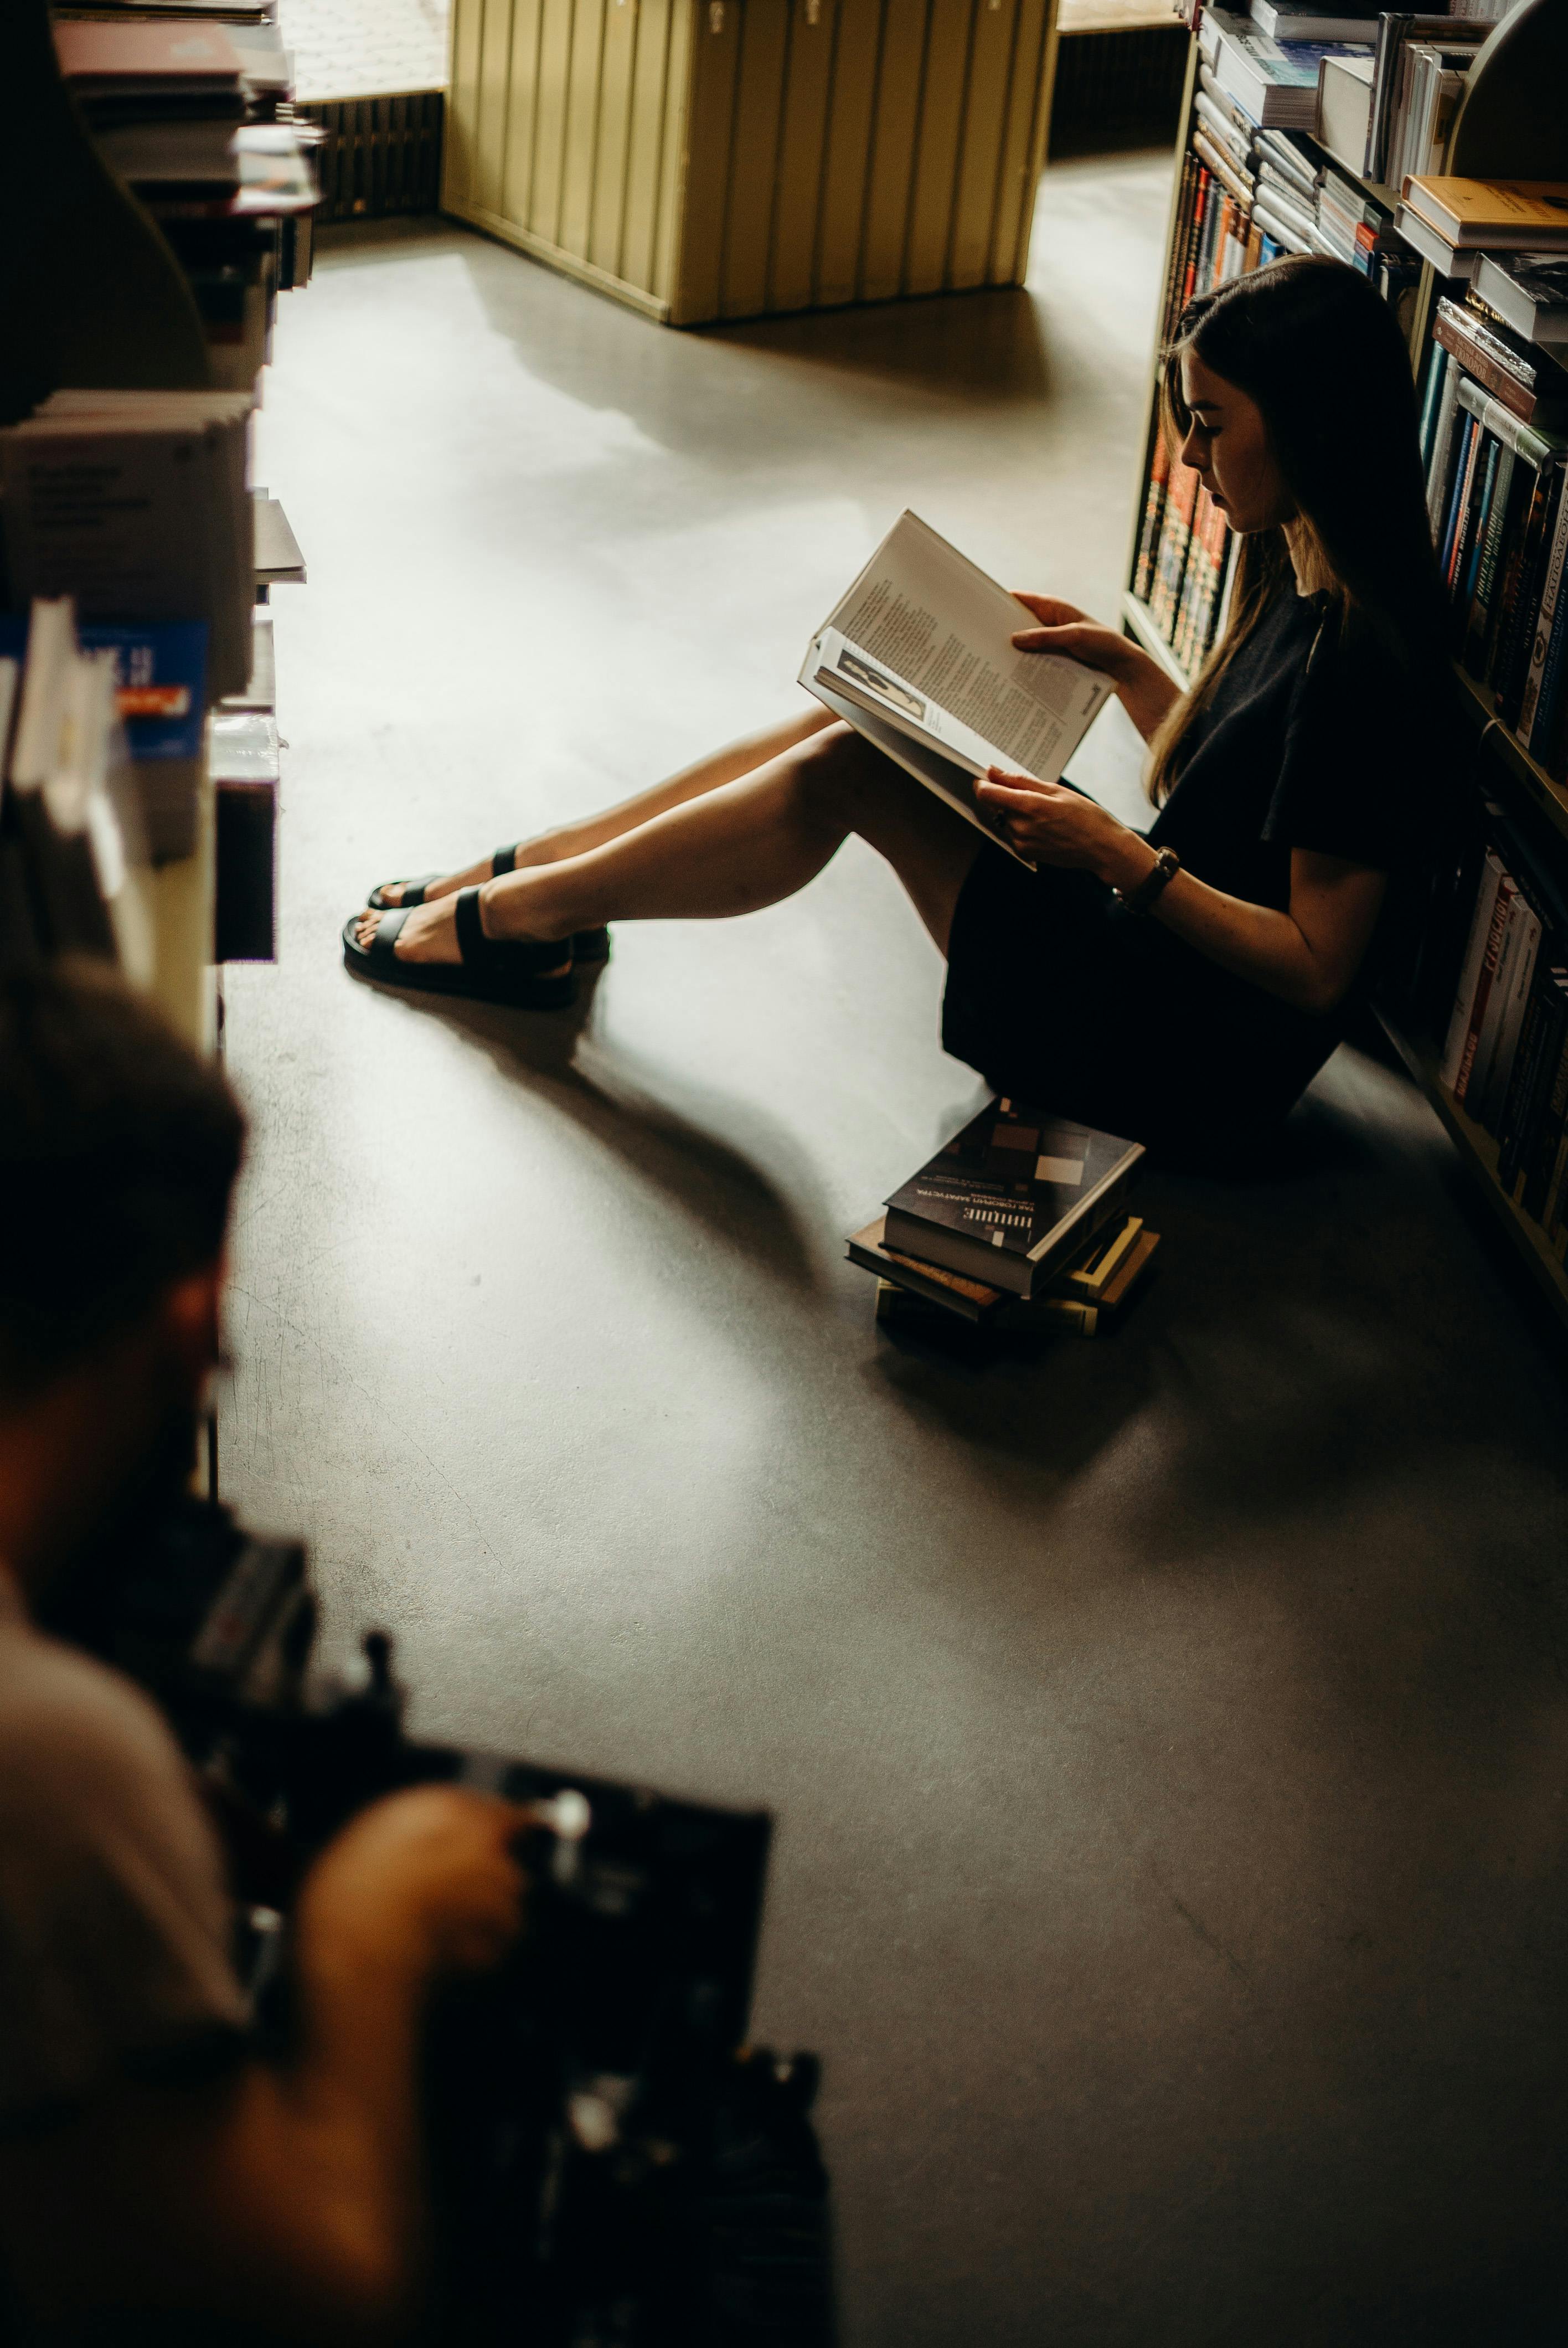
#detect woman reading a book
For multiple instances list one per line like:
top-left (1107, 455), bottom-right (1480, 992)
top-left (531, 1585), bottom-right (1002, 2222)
top-left (346, 259), bottom-right (1448, 1151)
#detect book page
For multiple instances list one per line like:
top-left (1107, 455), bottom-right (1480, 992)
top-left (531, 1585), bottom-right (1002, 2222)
top-left (819, 511), bottom-right (1112, 782)
top-left (806, 664), bottom-right (1034, 867)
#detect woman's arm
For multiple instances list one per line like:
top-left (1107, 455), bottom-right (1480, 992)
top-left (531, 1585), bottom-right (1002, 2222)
top-left (974, 771), bottom-right (1387, 1016)
top-left (1008, 596), bottom-right (1183, 744)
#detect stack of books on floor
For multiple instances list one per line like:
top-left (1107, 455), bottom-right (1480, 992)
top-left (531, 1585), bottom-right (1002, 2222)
top-left (1415, 199), bottom-right (1568, 789)
top-left (847, 1100), bottom-right (1158, 1338)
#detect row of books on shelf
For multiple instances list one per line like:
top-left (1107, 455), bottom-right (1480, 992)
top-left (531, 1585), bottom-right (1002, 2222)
top-left (1132, 420), bottom-right (1236, 679)
top-left (1190, 0), bottom-right (1511, 183)
top-left (844, 1100), bottom-right (1157, 1338)
top-left (1421, 318), bottom-right (1568, 785)
top-left (1391, 794), bottom-right (1568, 1256)
top-left (50, 8), bottom-right (319, 387)
top-left (1187, 47), bottom-right (1420, 302)
top-left (0, 593), bottom-right (277, 972)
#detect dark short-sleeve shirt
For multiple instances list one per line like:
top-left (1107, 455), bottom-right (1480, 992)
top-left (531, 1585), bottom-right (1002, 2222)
top-left (1151, 587), bottom-right (1419, 894)
top-left (943, 585), bottom-right (1439, 1148)
top-left (0, 1568), bottom-right (249, 2136)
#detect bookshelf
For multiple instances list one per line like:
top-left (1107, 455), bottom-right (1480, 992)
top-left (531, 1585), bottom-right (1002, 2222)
top-left (1120, 0), bottom-right (1568, 1335)
top-left (6, 0), bottom-right (315, 1051)
top-left (1375, 1013), bottom-right (1568, 1325)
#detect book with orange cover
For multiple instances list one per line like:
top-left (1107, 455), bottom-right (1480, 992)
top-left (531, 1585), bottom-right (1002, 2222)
top-left (1401, 179), bottom-right (1568, 250)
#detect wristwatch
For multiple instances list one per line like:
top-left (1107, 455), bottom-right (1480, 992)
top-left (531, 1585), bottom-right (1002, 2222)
top-left (1118, 845), bottom-right (1180, 915)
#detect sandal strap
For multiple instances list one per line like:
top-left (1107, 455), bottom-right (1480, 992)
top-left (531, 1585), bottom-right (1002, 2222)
top-left (369, 908), bottom-right (410, 964)
top-left (492, 843), bottom-right (518, 876)
top-left (455, 885), bottom-right (571, 974)
top-left (455, 885), bottom-right (489, 966)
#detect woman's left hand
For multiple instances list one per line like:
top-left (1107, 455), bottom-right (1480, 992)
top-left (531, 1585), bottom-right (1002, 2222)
top-left (975, 769), bottom-right (1145, 884)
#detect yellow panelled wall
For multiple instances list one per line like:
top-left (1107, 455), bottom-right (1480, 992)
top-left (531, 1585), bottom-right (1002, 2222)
top-left (442, 0), bottom-right (1059, 325)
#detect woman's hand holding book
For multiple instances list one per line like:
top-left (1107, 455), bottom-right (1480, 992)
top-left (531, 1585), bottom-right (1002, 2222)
top-left (975, 769), bottom-right (1156, 893)
top-left (1008, 594), bottom-right (1182, 744)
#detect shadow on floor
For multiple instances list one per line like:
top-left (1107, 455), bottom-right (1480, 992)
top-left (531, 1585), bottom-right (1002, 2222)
top-left (348, 965), bottom-right (832, 1295)
top-left (707, 285), bottom-right (1053, 405)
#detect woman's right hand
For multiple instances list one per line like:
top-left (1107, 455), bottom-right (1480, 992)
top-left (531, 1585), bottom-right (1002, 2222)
top-left (297, 1785), bottom-right (532, 1987)
top-left (1009, 593), bottom-right (1183, 743)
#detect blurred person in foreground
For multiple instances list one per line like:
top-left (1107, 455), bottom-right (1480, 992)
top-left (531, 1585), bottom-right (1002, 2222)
top-left (0, 962), bottom-right (529, 2345)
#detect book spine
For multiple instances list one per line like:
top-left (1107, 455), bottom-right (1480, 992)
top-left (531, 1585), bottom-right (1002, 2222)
top-left (1478, 897), bottom-right (1541, 1134)
top-left (1452, 872), bottom-right (1514, 1102)
top-left (1366, 13), bottom-right (1410, 181)
top-left (1439, 849), bottom-right (1504, 1088)
top-left (1134, 424), bottom-right (1172, 604)
top-left (1498, 956), bottom-right (1558, 1191)
top-left (1518, 465), bottom-right (1568, 744)
top-left (1182, 168), bottom-right (1211, 315)
top-left (1455, 375), bottom-right (1565, 470)
top-left (1424, 349), bottom-right (1463, 537)
top-left (1417, 332), bottom-right (1448, 474)
top-left (1435, 314), bottom-right (1541, 424)
top-left (1441, 412), bottom-right (1480, 586)
top-left (1463, 440), bottom-right (1515, 676)
top-left (1527, 535), bottom-right (1568, 766)
top-left (1495, 464), bottom-right (1557, 727)
top-left (1452, 431), bottom-right (1499, 641)
top-left (1160, 155), bottom-right (1201, 341)
top-left (1459, 878), bottom-right (1518, 1106)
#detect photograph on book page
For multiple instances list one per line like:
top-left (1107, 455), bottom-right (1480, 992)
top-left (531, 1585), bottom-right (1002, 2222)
top-left (804, 627), bottom-right (1036, 866)
top-left (802, 639), bottom-right (1033, 868)
top-left (809, 509), bottom-right (1116, 781)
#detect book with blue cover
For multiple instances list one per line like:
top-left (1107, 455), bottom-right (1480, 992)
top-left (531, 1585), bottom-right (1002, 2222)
top-left (0, 615), bottom-right (208, 860)
top-left (1204, 4), bottom-right (1371, 127)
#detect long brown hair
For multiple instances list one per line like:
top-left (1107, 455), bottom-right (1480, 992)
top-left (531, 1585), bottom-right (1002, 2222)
top-left (1146, 256), bottom-right (1448, 803)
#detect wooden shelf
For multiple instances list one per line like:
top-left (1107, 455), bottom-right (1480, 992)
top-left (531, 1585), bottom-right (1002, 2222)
top-left (1120, 588), bottom-right (1191, 689)
top-left (1377, 1012), bottom-right (1568, 1328)
top-left (1452, 663), bottom-right (1568, 848)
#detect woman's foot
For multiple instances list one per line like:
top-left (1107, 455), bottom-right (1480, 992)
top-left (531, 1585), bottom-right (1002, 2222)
top-left (372, 854), bottom-right (496, 910)
top-left (352, 895), bottom-right (571, 974)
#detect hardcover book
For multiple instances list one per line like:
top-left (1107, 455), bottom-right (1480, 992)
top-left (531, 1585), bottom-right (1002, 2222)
top-left (1402, 179), bottom-right (1568, 251)
top-left (880, 1099), bottom-right (1144, 1301)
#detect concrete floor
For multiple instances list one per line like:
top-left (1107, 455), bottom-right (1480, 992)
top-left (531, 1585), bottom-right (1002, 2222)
top-left (226, 157), bottom-right (1568, 2345)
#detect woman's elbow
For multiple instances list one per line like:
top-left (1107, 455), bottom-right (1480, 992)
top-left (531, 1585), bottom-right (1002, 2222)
top-left (1273, 955), bottom-right (1353, 1016)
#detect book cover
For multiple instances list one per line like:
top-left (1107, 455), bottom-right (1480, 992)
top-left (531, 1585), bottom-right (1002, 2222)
top-left (882, 1099), bottom-right (1144, 1301)
top-left (1474, 253), bottom-right (1568, 349)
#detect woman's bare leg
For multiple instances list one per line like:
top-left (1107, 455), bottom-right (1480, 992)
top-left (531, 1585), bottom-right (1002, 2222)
top-left (354, 725), bottom-right (981, 963)
top-left (374, 706), bottom-right (836, 904)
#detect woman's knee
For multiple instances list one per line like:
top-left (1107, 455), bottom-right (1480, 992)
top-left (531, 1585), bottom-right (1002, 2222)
top-left (791, 723), bottom-right (893, 831)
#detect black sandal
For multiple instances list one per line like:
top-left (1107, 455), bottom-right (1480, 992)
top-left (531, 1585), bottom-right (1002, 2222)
top-left (368, 844), bottom-right (611, 965)
top-left (342, 887), bottom-right (576, 1009)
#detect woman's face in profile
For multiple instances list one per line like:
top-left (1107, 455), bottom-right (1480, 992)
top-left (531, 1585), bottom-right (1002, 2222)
top-left (1178, 349), bottom-right (1294, 535)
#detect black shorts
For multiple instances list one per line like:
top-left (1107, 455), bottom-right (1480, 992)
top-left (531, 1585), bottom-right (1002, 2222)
top-left (941, 846), bottom-right (1341, 1150)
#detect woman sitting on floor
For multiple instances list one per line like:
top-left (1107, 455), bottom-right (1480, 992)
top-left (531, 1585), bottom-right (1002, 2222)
top-left (345, 258), bottom-right (1451, 1155)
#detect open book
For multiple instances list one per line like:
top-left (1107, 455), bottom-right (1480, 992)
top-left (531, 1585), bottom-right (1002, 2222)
top-left (798, 512), bottom-right (1115, 867)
